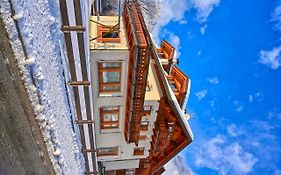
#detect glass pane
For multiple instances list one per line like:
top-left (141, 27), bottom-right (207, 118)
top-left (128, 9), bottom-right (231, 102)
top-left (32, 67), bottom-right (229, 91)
top-left (102, 32), bottom-right (119, 38)
top-left (104, 114), bottom-right (118, 121)
top-left (102, 62), bottom-right (121, 68)
top-left (103, 72), bottom-right (120, 83)
top-left (102, 86), bottom-right (119, 91)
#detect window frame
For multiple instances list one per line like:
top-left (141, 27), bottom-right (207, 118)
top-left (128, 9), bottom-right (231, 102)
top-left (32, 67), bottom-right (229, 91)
top-left (143, 106), bottom-right (152, 116)
top-left (98, 62), bottom-right (122, 93)
top-left (97, 146), bottom-right (119, 156)
top-left (97, 25), bottom-right (121, 43)
top-left (134, 147), bottom-right (145, 156)
top-left (140, 120), bottom-right (149, 131)
top-left (100, 106), bottom-right (120, 129)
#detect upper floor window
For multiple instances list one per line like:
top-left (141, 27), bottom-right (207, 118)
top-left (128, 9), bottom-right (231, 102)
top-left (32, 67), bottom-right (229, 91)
top-left (97, 25), bottom-right (121, 43)
top-left (100, 106), bottom-right (120, 129)
top-left (98, 62), bottom-right (121, 93)
top-left (97, 146), bottom-right (118, 156)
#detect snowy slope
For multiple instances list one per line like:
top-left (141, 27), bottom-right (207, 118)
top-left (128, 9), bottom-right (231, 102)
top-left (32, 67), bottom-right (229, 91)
top-left (0, 0), bottom-right (84, 174)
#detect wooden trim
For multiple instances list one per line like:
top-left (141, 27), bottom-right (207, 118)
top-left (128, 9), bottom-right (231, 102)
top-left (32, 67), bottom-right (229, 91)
top-left (139, 135), bottom-right (146, 141)
top-left (82, 149), bottom-right (97, 153)
top-left (141, 125), bottom-right (148, 131)
top-left (97, 147), bottom-right (118, 156)
top-left (75, 120), bottom-right (94, 125)
top-left (97, 25), bottom-right (121, 43)
top-left (61, 25), bottom-right (85, 32)
top-left (68, 81), bottom-right (90, 86)
top-left (134, 147), bottom-right (145, 156)
top-left (100, 83), bottom-right (121, 87)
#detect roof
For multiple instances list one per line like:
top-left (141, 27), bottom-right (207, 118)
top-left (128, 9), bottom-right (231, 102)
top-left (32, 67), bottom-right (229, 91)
top-left (153, 47), bottom-right (194, 141)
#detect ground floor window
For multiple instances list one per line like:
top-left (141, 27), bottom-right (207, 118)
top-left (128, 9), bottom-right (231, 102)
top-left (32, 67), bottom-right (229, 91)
top-left (97, 146), bottom-right (118, 156)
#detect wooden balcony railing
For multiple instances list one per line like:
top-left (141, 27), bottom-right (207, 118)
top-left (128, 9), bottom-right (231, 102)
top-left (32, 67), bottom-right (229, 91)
top-left (123, 1), bottom-right (151, 144)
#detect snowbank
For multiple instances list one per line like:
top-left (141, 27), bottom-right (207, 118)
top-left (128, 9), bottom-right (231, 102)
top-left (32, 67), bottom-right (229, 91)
top-left (0, 0), bottom-right (84, 174)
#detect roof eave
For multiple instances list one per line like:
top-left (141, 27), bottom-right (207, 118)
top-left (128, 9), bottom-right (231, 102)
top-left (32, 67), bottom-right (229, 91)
top-left (153, 47), bottom-right (193, 141)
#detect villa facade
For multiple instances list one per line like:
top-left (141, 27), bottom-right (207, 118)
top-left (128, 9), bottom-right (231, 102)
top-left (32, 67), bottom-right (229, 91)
top-left (86, 1), bottom-right (193, 174)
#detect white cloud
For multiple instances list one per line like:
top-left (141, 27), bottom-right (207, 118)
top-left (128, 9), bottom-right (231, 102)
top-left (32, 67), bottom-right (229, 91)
top-left (271, 4), bottom-right (281, 32)
top-left (234, 100), bottom-right (244, 112)
top-left (152, 0), bottom-right (221, 42)
top-left (209, 99), bottom-right (215, 108)
top-left (259, 46), bottom-right (281, 69)
top-left (200, 24), bottom-right (208, 35)
top-left (258, 3), bottom-right (281, 69)
top-left (166, 31), bottom-right (181, 57)
top-left (164, 155), bottom-right (194, 175)
top-left (153, 0), bottom-right (190, 43)
top-left (248, 95), bottom-right (253, 103)
top-left (195, 135), bottom-right (258, 175)
top-left (227, 124), bottom-right (243, 137)
top-left (195, 89), bottom-right (207, 100)
top-left (250, 120), bottom-right (279, 131)
top-left (267, 109), bottom-right (281, 120)
top-left (190, 0), bottom-right (221, 22)
top-left (248, 92), bottom-right (263, 103)
top-left (208, 77), bottom-right (219, 84)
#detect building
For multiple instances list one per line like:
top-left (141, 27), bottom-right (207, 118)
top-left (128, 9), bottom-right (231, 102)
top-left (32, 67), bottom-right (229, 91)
top-left (87, 1), bottom-right (193, 174)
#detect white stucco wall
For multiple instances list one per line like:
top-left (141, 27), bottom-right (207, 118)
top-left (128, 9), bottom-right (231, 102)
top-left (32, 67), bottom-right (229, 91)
top-left (89, 15), bottom-right (164, 171)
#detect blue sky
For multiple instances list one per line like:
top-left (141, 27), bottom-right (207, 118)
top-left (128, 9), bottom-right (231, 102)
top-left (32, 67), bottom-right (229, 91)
top-left (152, 0), bottom-right (281, 175)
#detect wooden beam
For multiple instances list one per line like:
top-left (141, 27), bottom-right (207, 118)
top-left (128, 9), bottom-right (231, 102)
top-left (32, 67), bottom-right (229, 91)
top-left (68, 81), bottom-right (90, 86)
top-left (61, 25), bottom-right (85, 32)
top-left (85, 172), bottom-right (99, 175)
top-left (75, 120), bottom-right (94, 125)
top-left (82, 149), bottom-right (97, 153)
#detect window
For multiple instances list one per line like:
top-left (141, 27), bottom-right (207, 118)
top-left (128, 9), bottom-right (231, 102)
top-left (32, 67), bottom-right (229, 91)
top-left (97, 147), bottom-right (118, 156)
top-left (98, 62), bottom-right (122, 93)
top-left (143, 106), bottom-right (152, 116)
top-left (97, 25), bottom-right (121, 43)
top-left (134, 147), bottom-right (145, 156)
top-left (141, 121), bottom-right (149, 131)
top-left (100, 106), bottom-right (119, 129)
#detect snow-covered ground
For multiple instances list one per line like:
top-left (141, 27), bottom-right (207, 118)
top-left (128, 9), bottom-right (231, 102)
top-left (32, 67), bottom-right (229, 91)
top-left (0, 0), bottom-right (86, 174)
